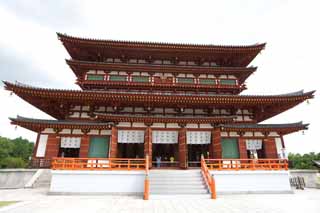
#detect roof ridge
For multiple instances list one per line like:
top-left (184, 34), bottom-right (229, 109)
top-left (57, 32), bottom-right (266, 49)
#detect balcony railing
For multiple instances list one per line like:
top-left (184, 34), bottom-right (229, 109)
top-left (51, 157), bottom-right (147, 170)
top-left (204, 158), bottom-right (288, 171)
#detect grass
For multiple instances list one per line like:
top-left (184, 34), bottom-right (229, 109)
top-left (0, 201), bottom-right (18, 208)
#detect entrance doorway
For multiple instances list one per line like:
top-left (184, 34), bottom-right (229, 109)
top-left (152, 144), bottom-right (179, 168)
top-left (187, 144), bottom-right (209, 167)
top-left (118, 143), bottom-right (144, 158)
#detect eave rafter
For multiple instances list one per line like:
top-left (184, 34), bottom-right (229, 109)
top-left (3, 81), bottom-right (315, 122)
top-left (221, 122), bottom-right (309, 135)
top-left (10, 116), bottom-right (113, 133)
top-left (95, 114), bottom-right (236, 125)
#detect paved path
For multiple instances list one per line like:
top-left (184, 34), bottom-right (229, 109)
top-left (0, 188), bottom-right (319, 213)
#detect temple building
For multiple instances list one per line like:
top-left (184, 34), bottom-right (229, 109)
top-left (4, 33), bottom-right (314, 169)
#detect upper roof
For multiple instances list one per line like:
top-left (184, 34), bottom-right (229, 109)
top-left (3, 81), bottom-right (315, 122)
top-left (57, 33), bottom-right (265, 67)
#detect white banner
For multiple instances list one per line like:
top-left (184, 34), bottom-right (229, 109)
top-left (187, 131), bottom-right (211, 144)
top-left (246, 139), bottom-right (262, 150)
top-left (152, 131), bottom-right (178, 144)
top-left (61, 137), bottom-right (81, 148)
top-left (36, 134), bottom-right (48, 157)
top-left (118, 130), bottom-right (145, 143)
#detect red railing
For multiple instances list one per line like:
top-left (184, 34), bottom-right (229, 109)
top-left (201, 156), bottom-right (216, 199)
top-left (205, 158), bottom-right (288, 171)
top-left (51, 157), bottom-right (146, 170)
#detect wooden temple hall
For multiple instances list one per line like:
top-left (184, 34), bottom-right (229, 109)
top-left (4, 33), bottom-right (314, 169)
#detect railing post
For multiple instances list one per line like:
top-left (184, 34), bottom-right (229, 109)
top-left (144, 154), bottom-right (149, 200)
top-left (211, 176), bottom-right (216, 199)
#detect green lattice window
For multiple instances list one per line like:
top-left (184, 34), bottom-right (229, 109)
top-left (199, 78), bottom-right (216, 85)
top-left (132, 76), bottom-right (149, 83)
top-left (220, 79), bottom-right (237, 85)
top-left (87, 74), bottom-right (104, 81)
top-left (109, 75), bottom-right (127, 81)
top-left (177, 77), bottom-right (194, 84)
top-left (88, 136), bottom-right (110, 158)
top-left (221, 138), bottom-right (240, 159)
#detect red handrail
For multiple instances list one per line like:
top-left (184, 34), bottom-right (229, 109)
top-left (204, 158), bottom-right (288, 171)
top-left (201, 156), bottom-right (216, 199)
top-left (51, 157), bottom-right (146, 170)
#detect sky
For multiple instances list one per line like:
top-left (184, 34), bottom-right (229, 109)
top-left (0, 0), bottom-right (319, 154)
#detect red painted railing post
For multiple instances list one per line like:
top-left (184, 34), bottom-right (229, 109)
top-left (144, 154), bottom-right (149, 200)
top-left (211, 176), bottom-right (216, 199)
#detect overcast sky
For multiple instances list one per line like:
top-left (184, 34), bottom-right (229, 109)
top-left (0, 0), bottom-right (319, 154)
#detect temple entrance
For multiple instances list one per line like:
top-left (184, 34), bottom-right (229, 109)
top-left (152, 144), bottom-right (179, 168)
top-left (186, 131), bottom-right (211, 167)
top-left (187, 144), bottom-right (209, 167)
top-left (151, 130), bottom-right (179, 168)
top-left (58, 137), bottom-right (81, 158)
top-left (118, 143), bottom-right (144, 158)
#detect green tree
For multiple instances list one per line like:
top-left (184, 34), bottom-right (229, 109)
top-left (0, 136), bottom-right (34, 168)
top-left (288, 152), bottom-right (320, 169)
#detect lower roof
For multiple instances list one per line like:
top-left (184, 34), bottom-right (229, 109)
top-left (10, 116), bottom-right (308, 135)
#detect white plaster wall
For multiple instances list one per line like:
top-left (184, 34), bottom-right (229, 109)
top-left (50, 171), bottom-right (145, 194)
top-left (210, 171), bottom-right (292, 193)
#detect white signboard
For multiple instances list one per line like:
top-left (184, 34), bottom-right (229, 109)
top-left (118, 130), bottom-right (145, 143)
top-left (36, 134), bottom-right (48, 157)
top-left (152, 131), bottom-right (178, 144)
top-left (246, 139), bottom-right (262, 150)
top-left (61, 137), bottom-right (81, 148)
top-left (187, 131), bottom-right (211, 144)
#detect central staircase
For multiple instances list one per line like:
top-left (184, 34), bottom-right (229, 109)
top-left (149, 169), bottom-right (211, 199)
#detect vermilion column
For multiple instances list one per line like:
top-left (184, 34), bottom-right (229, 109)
top-left (264, 138), bottom-right (278, 158)
top-left (110, 126), bottom-right (118, 158)
top-left (212, 128), bottom-right (222, 159)
top-left (144, 127), bottom-right (152, 168)
top-left (178, 127), bottom-right (187, 169)
top-left (45, 134), bottom-right (60, 159)
top-left (79, 135), bottom-right (90, 158)
top-left (238, 138), bottom-right (248, 159)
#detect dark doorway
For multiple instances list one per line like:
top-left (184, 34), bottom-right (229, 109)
top-left (152, 144), bottom-right (179, 168)
top-left (187, 144), bottom-right (209, 167)
top-left (58, 148), bottom-right (80, 158)
top-left (118, 143), bottom-right (144, 158)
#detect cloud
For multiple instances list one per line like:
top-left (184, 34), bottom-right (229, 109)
top-left (0, 44), bottom-right (56, 87)
top-left (0, 0), bottom-right (85, 29)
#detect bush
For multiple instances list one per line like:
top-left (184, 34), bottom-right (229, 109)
top-left (0, 157), bottom-right (27, 168)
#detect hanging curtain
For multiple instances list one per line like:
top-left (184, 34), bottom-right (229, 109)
top-left (186, 131), bottom-right (211, 144)
top-left (118, 130), bottom-right (145, 143)
top-left (61, 137), bottom-right (81, 148)
top-left (152, 131), bottom-right (178, 144)
top-left (246, 139), bottom-right (262, 150)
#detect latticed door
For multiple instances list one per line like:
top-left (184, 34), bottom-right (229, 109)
top-left (221, 138), bottom-right (240, 159)
top-left (88, 136), bottom-right (110, 158)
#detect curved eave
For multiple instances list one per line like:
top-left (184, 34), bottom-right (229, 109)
top-left (58, 33), bottom-right (265, 67)
top-left (57, 33), bottom-right (265, 52)
top-left (67, 59), bottom-right (256, 84)
top-left (220, 122), bottom-right (309, 135)
top-left (95, 114), bottom-right (236, 124)
top-left (3, 81), bottom-right (315, 122)
top-left (10, 116), bottom-right (113, 132)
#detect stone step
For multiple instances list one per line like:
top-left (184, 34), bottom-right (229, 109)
top-left (150, 185), bottom-right (207, 190)
top-left (150, 180), bottom-right (205, 185)
top-left (149, 194), bottom-right (212, 200)
top-left (150, 189), bottom-right (209, 194)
